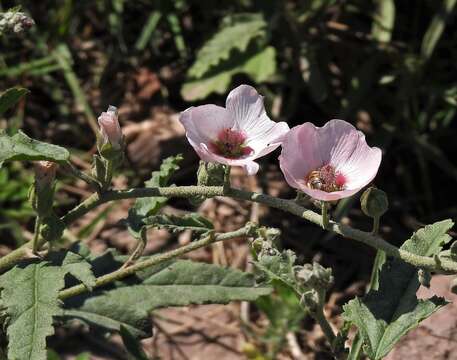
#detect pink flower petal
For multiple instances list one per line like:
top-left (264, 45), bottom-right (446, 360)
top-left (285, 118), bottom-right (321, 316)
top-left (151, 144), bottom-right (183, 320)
top-left (279, 119), bottom-right (382, 201)
top-left (226, 85), bottom-right (266, 133)
top-left (180, 105), bottom-right (233, 145)
top-left (179, 85), bottom-right (290, 175)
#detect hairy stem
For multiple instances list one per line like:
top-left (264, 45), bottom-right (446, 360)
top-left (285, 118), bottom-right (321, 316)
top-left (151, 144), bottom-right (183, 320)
top-left (1, 185), bottom-right (457, 273)
top-left (322, 202), bottom-right (330, 229)
top-left (58, 225), bottom-right (253, 300)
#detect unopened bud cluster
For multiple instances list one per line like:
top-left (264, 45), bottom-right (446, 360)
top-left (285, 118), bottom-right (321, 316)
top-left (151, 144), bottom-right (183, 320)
top-left (296, 262), bottom-right (334, 290)
top-left (0, 10), bottom-right (34, 34)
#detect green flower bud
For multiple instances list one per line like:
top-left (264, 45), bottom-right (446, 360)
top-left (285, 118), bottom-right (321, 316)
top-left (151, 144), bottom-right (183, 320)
top-left (190, 161), bottom-right (227, 206)
top-left (360, 187), bottom-right (388, 219)
top-left (40, 216), bottom-right (65, 243)
top-left (296, 262), bottom-right (334, 290)
top-left (196, 161), bottom-right (226, 186)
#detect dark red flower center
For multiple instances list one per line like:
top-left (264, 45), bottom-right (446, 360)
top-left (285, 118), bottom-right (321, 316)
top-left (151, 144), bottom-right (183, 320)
top-left (306, 164), bottom-right (346, 192)
top-left (209, 128), bottom-right (253, 159)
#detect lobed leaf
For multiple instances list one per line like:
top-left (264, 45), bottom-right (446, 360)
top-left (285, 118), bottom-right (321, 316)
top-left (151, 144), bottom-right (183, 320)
top-left (343, 219), bottom-right (453, 359)
top-left (0, 250), bottom-right (96, 360)
top-left (64, 259), bottom-right (271, 339)
top-left (0, 262), bottom-right (65, 360)
top-left (188, 13), bottom-right (267, 78)
top-left (0, 130), bottom-right (70, 168)
top-left (182, 45), bottom-right (276, 101)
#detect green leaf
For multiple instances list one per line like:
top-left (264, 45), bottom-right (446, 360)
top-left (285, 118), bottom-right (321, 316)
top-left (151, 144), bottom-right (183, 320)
top-left (0, 131), bottom-right (70, 168)
top-left (0, 262), bottom-right (65, 360)
top-left (0, 249), bottom-right (96, 360)
top-left (0, 87), bottom-right (29, 116)
top-left (126, 155), bottom-right (183, 236)
top-left (421, 0), bottom-right (457, 61)
top-left (371, 0), bottom-right (395, 43)
top-left (120, 326), bottom-right (149, 360)
top-left (343, 220), bottom-right (453, 359)
top-left (143, 213), bottom-right (214, 234)
top-left (188, 13), bottom-right (267, 78)
top-left (64, 260), bottom-right (271, 338)
top-left (182, 45), bottom-right (276, 101)
top-left (47, 250), bottom-right (96, 290)
top-left (61, 309), bottom-right (150, 338)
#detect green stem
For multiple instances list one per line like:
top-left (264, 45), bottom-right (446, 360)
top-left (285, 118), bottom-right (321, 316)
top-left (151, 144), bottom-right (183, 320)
top-left (373, 216), bottom-right (380, 235)
top-left (2, 185), bottom-right (457, 273)
top-left (63, 161), bottom-right (100, 190)
top-left (103, 159), bottom-right (113, 190)
top-left (58, 225), bottom-right (253, 300)
top-left (322, 202), bottom-right (330, 229)
top-left (32, 217), bottom-right (42, 254)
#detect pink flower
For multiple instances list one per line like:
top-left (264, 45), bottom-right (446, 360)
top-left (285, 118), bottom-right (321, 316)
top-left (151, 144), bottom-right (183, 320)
top-left (279, 119), bottom-right (382, 201)
top-left (98, 105), bottom-right (122, 149)
top-left (179, 85), bottom-right (290, 175)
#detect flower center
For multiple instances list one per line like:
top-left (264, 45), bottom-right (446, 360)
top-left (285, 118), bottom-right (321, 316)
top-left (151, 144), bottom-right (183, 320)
top-left (306, 164), bottom-right (346, 192)
top-left (209, 128), bottom-right (253, 159)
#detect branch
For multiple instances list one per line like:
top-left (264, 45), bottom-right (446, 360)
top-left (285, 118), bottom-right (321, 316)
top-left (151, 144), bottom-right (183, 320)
top-left (1, 185), bottom-right (456, 274)
top-left (58, 224), bottom-right (254, 300)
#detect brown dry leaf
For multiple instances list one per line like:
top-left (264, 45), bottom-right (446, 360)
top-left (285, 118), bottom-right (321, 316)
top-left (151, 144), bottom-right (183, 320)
top-left (135, 67), bottom-right (162, 100)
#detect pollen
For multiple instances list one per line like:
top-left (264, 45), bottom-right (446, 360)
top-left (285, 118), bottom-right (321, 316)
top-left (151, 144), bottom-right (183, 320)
top-left (306, 164), bottom-right (346, 192)
top-left (209, 128), bottom-right (253, 159)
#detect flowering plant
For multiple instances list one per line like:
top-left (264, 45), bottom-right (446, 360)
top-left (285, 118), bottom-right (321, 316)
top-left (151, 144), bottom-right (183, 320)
top-left (0, 11), bottom-right (455, 354)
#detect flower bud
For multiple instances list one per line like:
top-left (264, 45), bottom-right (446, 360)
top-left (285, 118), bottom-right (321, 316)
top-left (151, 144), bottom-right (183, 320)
top-left (98, 106), bottom-right (122, 148)
top-left (34, 161), bottom-right (57, 191)
top-left (190, 161), bottom-right (226, 206)
top-left (296, 262), bottom-right (334, 290)
top-left (31, 161), bottom-right (57, 216)
top-left (360, 187), bottom-right (388, 219)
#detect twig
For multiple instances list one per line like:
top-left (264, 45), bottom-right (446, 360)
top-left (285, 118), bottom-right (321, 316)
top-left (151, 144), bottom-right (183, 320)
top-left (2, 185), bottom-right (457, 274)
top-left (58, 225), bottom-right (253, 300)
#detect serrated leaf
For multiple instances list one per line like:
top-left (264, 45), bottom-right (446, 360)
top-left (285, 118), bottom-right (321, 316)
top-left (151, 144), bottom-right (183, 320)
top-left (0, 87), bottom-right (29, 116)
top-left (0, 262), bottom-right (65, 360)
top-left (182, 45), bottom-right (276, 101)
top-left (143, 213), bottom-right (213, 233)
top-left (188, 13), bottom-right (266, 78)
top-left (0, 131), bottom-right (70, 168)
top-left (47, 250), bottom-right (96, 290)
top-left (126, 155), bottom-right (183, 236)
top-left (64, 260), bottom-right (271, 339)
top-left (343, 220), bottom-right (453, 359)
